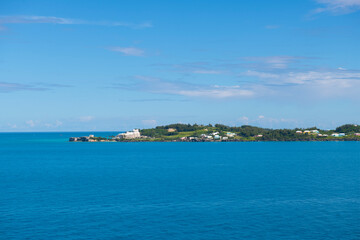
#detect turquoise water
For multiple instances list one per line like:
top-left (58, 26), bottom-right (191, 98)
top-left (0, 133), bottom-right (359, 239)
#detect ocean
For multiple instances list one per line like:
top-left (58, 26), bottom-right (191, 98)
top-left (0, 133), bottom-right (359, 239)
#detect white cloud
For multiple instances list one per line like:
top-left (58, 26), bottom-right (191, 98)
top-left (238, 116), bottom-right (249, 124)
top-left (0, 15), bottom-right (76, 24)
top-left (7, 123), bottom-right (17, 129)
top-left (116, 57), bottom-right (360, 101)
top-left (178, 87), bottom-right (254, 99)
top-left (0, 82), bottom-right (47, 92)
top-left (109, 47), bottom-right (145, 56)
top-left (241, 68), bottom-right (360, 99)
top-left (244, 70), bottom-right (280, 79)
top-left (78, 116), bottom-right (94, 122)
top-left (0, 82), bottom-right (70, 93)
top-left (45, 120), bottom-right (63, 128)
top-left (0, 15), bottom-right (152, 28)
top-left (258, 115), bottom-right (265, 119)
top-left (55, 120), bottom-right (63, 126)
top-left (192, 70), bottom-right (222, 74)
top-left (243, 69), bottom-right (360, 85)
top-left (314, 0), bottom-right (360, 14)
top-left (26, 120), bottom-right (35, 127)
top-left (243, 56), bottom-right (305, 69)
top-left (142, 119), bottom-right (157, 126)
top-left (120, 76), bottom-right (255, 99)
top-left (155, 62), bottom-right (226, 75)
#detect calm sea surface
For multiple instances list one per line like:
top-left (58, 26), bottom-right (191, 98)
top-left (0, 133), bottom-right (359, 239)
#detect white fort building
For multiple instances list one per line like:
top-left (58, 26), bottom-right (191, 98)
top-left (115, 129), bottom-right (141, 139)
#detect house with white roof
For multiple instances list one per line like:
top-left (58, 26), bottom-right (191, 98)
top-left (226, 132), bottom-right (236, 137)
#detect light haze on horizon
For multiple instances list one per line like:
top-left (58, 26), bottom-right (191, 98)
top-left (1, 0), bottom-right (360, 131)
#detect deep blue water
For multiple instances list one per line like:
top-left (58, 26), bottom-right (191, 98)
top-left (0, 133), bottom-right (359, 239)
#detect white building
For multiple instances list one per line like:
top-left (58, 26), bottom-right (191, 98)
top-left (226, 132), bottom-right (236, 137)
top-left (116, 129), bottom-right (141, 139)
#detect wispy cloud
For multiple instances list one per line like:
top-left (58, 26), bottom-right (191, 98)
top-left (0, 15), bottom-right (76, 24)
top-left (245, 70), bottom-right (280, 79)
top-left (20, 119), bottom-right (63, 130)
top-left (119, 98), bottom-right (189, 102)
top-left (44, 120), bottom-right (63, 128)
top-left (0, 82), bottom-right (71, 93)
top-left (26, 120), bottom-right (36, 127)
top-left (242, 67), bottom-right (360, 98)
top-left (114, 76), bottom-right (254, 99)
top-left (313, 0), bottom-right (360, 14)
top-left (108, 47), bottom-right (145, 56)
top-left (142, 119), bottom-right (157, 126)
top-left (0, 82), bottom-right (47, 92)
top-left (242, 56), bottom-right (308, 69)
top-left (244, 68), bottom-right (360, 85)
top-left (152, 62), bottom-right (225, 75)
top-left (78, 116), bottom-right (94, 122)
top-left (0, 15), bottom-right (152, 28)
top-left (153, 56), bottom-right (312, 76)
top-left (192, 70), bottom-right (222, 74)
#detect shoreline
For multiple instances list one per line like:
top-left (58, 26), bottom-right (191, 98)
top-left (69, 123), bottom-right (360, 143)
top-left (69, 139), bottom-right (360, 143)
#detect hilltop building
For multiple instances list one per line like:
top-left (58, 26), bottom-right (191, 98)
top-left (115, 129), bottom-right (141, 139)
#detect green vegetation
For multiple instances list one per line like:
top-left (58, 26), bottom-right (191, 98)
top-left (138, 123), bottom-right (360, 142)
top-left (71, 123), bottom-right (360, 142)
top-left (335, 124), bottom-right (360, 134)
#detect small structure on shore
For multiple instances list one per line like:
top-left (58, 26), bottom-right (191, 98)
top-left (69, 135), bottom-right (91, 142)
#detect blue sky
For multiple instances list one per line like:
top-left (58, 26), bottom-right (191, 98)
top-left (1, 0), bottom-right (360, 131)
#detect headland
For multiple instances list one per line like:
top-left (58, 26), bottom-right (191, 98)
top-left (69, 123), bottom-right (360, 142)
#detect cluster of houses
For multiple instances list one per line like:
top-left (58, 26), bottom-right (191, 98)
top-left (179, 132), bottom-right (239, 142)
top-left (295, 130), bottom-right (360, 137)
top-left (70, 127), bottom-right (360, 142)
top-left (295, 130), bottom-right (331, 137)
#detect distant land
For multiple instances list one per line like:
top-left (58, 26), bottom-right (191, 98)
top-left (69, 123), bottom-right (360, 142)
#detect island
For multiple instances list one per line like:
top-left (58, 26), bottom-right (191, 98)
top-left (69, 123), bottom-right (360, 142)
